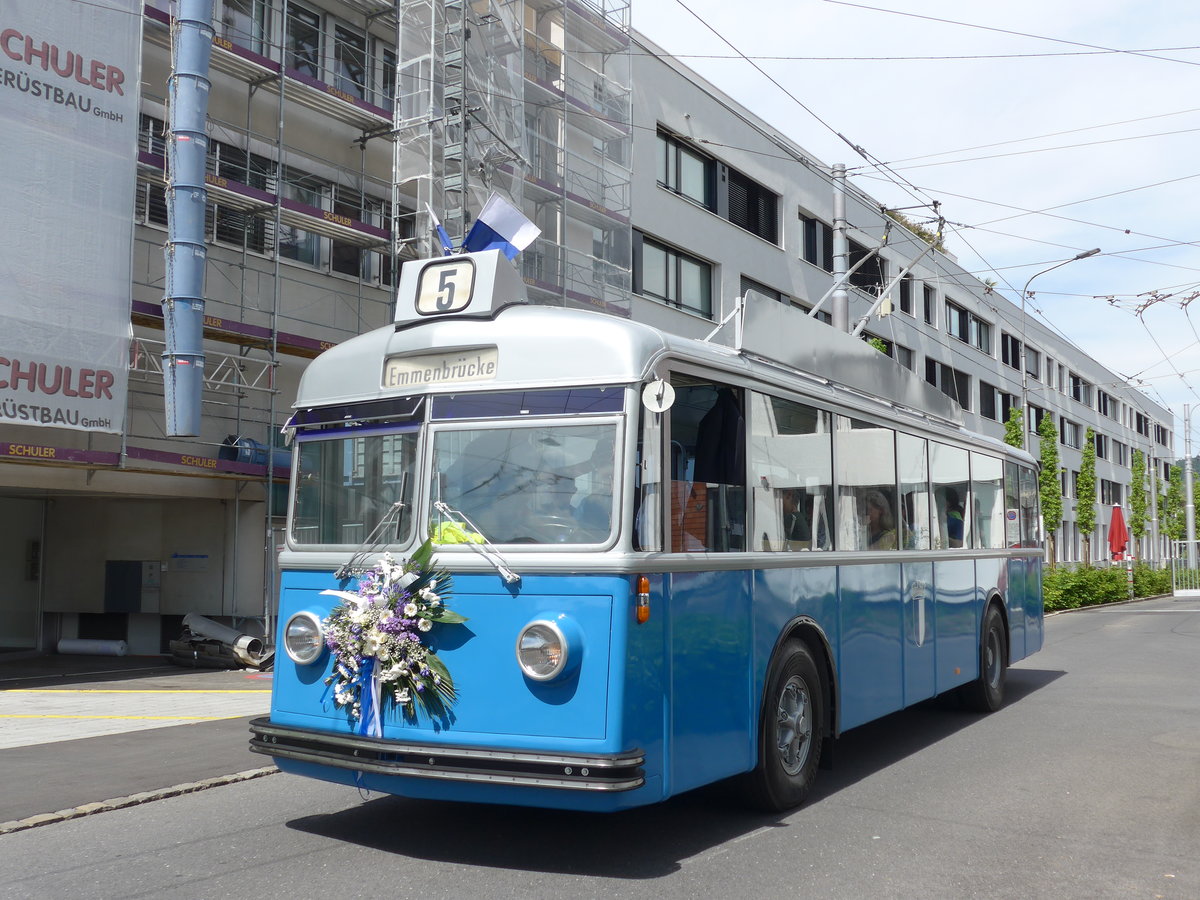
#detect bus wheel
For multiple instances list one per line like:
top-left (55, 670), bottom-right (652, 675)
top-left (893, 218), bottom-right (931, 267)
top-left (960, 604), bottom-right (1007, 712)
top-left (746, 641), bottom-right (824, 811)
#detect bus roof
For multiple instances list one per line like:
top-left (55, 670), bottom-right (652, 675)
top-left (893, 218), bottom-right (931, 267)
top-left (293, 261), bottom-right (1034, 465)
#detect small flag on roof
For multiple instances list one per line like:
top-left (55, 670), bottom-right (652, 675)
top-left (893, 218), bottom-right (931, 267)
top-left (425, 202), bottom-right (454, 257)
top-left (461, 192), bottom-right (540, 260)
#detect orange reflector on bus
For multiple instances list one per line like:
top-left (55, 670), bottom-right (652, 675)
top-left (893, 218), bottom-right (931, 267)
top-left (636, 575), bottom-right (651, 624)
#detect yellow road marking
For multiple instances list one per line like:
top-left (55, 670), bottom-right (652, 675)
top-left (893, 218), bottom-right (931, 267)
top-left (1, 696), bottom-right (270, 700)
top-left (0, 720), bottom-right (246, 724)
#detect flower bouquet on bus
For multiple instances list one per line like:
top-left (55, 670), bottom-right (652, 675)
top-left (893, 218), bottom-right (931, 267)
top-left (320, 539), bottom-right (466, 734)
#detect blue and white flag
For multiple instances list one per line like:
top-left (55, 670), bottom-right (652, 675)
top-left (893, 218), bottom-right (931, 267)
top-left (461, 193), bottom-right (540, 260)
top-left (424, 202), bottom-right (454, 256)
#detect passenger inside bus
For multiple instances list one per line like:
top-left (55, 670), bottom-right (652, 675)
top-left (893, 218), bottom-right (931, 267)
top-left (863, 489), bottom-right (897, 550)
top-left (944, 487), bottom-right (965, 547)
top-left (781, 489), bottom-right (829, 550)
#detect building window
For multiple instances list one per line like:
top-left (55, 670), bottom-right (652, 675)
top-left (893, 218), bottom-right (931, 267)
top-left (946, 299), bottom-right (969, 342)
top-left (970, 316), bottom-right (992, 354)
top-left (865, 335), bottom-right (912, 370)
top-left (1028, 404), bottom-right (1048, 434)
top-left (219, 0), bottom-right (268, 55)
top-left (980, 382), bottom-right (998, 421)
top-left (945, 300), bottom-right (990, 353)
top-left (899, 276), bottom-right (914, 315)
top-left (657, 130), bottom-right (715, 210)
top-left (1154, 423), bottom-right (1170, 447)
top-left (1001, 332), bottom-right (1021, 369)
top-left (923, 284), bottom-right (937, 325)
top-left (1100, 479), bottom-right (1122, 506)
top-left (332, 25), bottom-right (368, 100)
top-left (800, 214), bottom-right (834, 271)
top-left (286, 4), bottom-right (321, 79)
top-left (740, 276), bottom-right (784, 304)
top-left (925, 358), bottom-right (971, 410)
top-left (1095, 432), bottom-right (1108, 460)
top-left (634, 231), bottom-right (712, 318)
top-left (1113, 440), bottom-right (1128, 466)
top-left (330, 185), bottom-right (367, 277)
top-left (379, 46), bottom-right (396, 107)
top-left (1000, 391), bottom-right (1017, 425)
top-left (726, 168), bottom-right (778, 243)
top-left (1025, 346), bottom-right (1041, 381)
top-left (1135, 412), bottom-right (1151, 437)
top-left (848, 239), bottom-right (886, 294)
top-left (658, 129), bottom-right (777, 243)
top-left (278, 169), bottom-right (324, 266)
top-left (1070, 373), bottom-right (1093, 407)
top-left (1060, 417), bottom-right (1081, 449)
top-left (209, 140), bottom-right (273, 253)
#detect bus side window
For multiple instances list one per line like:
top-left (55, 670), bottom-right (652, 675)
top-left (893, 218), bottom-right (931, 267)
top-left (669, 378), bottom-right (746, 552)
top-left (931, 442), bottom-right (970, 549)
top-left (748, 392), bottom-right (832, 552)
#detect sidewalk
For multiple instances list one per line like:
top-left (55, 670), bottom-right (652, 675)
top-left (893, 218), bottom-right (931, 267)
top-left (0, 654), bottom-right (274, 832)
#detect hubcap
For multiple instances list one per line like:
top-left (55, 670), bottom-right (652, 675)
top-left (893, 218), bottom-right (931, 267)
top-left (775, 675), bottom-right (812, 775)
top-left (985, 628), bottom-right (1002, 688)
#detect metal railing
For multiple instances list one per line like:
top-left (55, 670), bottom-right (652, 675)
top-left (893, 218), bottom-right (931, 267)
top-left (1170, 541), bottom-right (1200, 595)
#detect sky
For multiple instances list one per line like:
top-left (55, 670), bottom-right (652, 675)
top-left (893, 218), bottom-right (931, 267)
top-left (630, 0), bottom-right (1200, 453)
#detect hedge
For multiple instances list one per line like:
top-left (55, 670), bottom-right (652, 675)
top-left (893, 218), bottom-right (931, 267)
top-left (1042, 562), bottom-right (1171, 612)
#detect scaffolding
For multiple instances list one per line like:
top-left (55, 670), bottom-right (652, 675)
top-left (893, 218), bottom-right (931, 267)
top-left (122, 0), bottom-right (632, 633)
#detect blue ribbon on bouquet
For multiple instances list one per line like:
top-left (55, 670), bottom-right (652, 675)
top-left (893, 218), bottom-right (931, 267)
top-left (351, 656), bottom-right (383, 738)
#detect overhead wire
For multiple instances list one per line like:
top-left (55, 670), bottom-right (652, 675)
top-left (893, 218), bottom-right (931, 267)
top-left (821, 0), bottom-right (1200, 68)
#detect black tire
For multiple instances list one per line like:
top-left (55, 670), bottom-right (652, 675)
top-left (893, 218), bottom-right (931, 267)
top-left (745, 641), bottom-right (825, 812)
top-left (960, 603), bottom-right (1007, 712)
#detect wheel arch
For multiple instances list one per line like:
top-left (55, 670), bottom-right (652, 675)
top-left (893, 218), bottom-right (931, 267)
top-left (984, 589), bottom-right (1011, 663)
top-left (767, 616), bottom-right (839, 739)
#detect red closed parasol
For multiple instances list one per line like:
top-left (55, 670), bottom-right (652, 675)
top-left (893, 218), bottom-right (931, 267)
top-left (1108, 504), bottom-right (1129, 561)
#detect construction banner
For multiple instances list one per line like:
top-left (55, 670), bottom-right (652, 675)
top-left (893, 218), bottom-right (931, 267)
top-left (0, 0), bottom-right (142, 433)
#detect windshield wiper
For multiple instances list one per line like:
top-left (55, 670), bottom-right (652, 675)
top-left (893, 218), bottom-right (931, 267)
top-left (334, 500), bottom-right (406, 580)
top-left (433, 500), bottom-right (521, 584)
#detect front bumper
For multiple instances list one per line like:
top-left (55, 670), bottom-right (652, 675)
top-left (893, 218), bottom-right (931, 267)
top-left (249, 718), bottom-right (645, 792)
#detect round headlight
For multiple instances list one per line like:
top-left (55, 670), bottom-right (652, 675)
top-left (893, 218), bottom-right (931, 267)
top-left (283, 611), bottom-right (325, 665)
top-left (516, 620), bottom-right (568, 681)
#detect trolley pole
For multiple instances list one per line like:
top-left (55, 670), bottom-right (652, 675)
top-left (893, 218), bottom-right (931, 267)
top-left (831, 163), bottom-right (850, 333)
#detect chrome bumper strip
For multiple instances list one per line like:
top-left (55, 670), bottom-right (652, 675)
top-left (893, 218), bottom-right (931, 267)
top-left (249, 717), bottom-right (645, 792)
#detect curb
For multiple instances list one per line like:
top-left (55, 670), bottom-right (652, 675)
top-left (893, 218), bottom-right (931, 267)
top-left (1045, 591), bottom-right (1174, 615)
top-left (0, 766), bottom-right (277, 836)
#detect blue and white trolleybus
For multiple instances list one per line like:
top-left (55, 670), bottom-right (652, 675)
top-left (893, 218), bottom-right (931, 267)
top-left (250, 249), bottom-right (1043, 812)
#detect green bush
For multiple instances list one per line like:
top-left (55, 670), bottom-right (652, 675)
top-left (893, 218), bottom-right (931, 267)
top-left (1042, 566), bottom-right (1128, 611)
top-left (1042, 562), bottom-right (1174, 611)
top-left (1132, 562), bottom-right (1171, 597)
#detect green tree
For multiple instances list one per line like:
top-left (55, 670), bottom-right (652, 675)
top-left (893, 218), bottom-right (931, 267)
top-left (1077, 427), bottom-right (1097, 567)
top-left (1130, 450), bottom-right (1147, 544)
top-left (1038, 414), bottom-right (1063, 568)
top-left (1163, 464), bottom-right (1185, 542)
top-left (1003, 406), bottom-right (1024, 449)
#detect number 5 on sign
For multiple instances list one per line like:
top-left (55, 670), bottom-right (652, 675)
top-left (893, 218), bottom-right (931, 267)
top-left (415, 260), bottom-right (474, 315)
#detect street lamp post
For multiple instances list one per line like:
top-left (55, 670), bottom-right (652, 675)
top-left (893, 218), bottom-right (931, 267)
top-left (1019, 248), bottom-right (1101, 450)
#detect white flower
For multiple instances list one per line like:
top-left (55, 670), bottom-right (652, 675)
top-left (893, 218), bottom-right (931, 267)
top-left (417, 618), bottom-right (433, 633)
top-left (419, 586), bottom-right (440, 604)
top-left (403, 602), bottom-right (419, 617)
top-left (394, 688), bottom-right (411, 704)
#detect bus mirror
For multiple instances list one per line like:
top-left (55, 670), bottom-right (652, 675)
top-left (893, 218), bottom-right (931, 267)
top-left (642, 380), bottom-right (675, 413)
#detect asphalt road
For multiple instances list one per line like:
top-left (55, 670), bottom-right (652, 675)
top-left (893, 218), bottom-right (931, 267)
top-left (2, 595), bottom-right (1198, 900)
